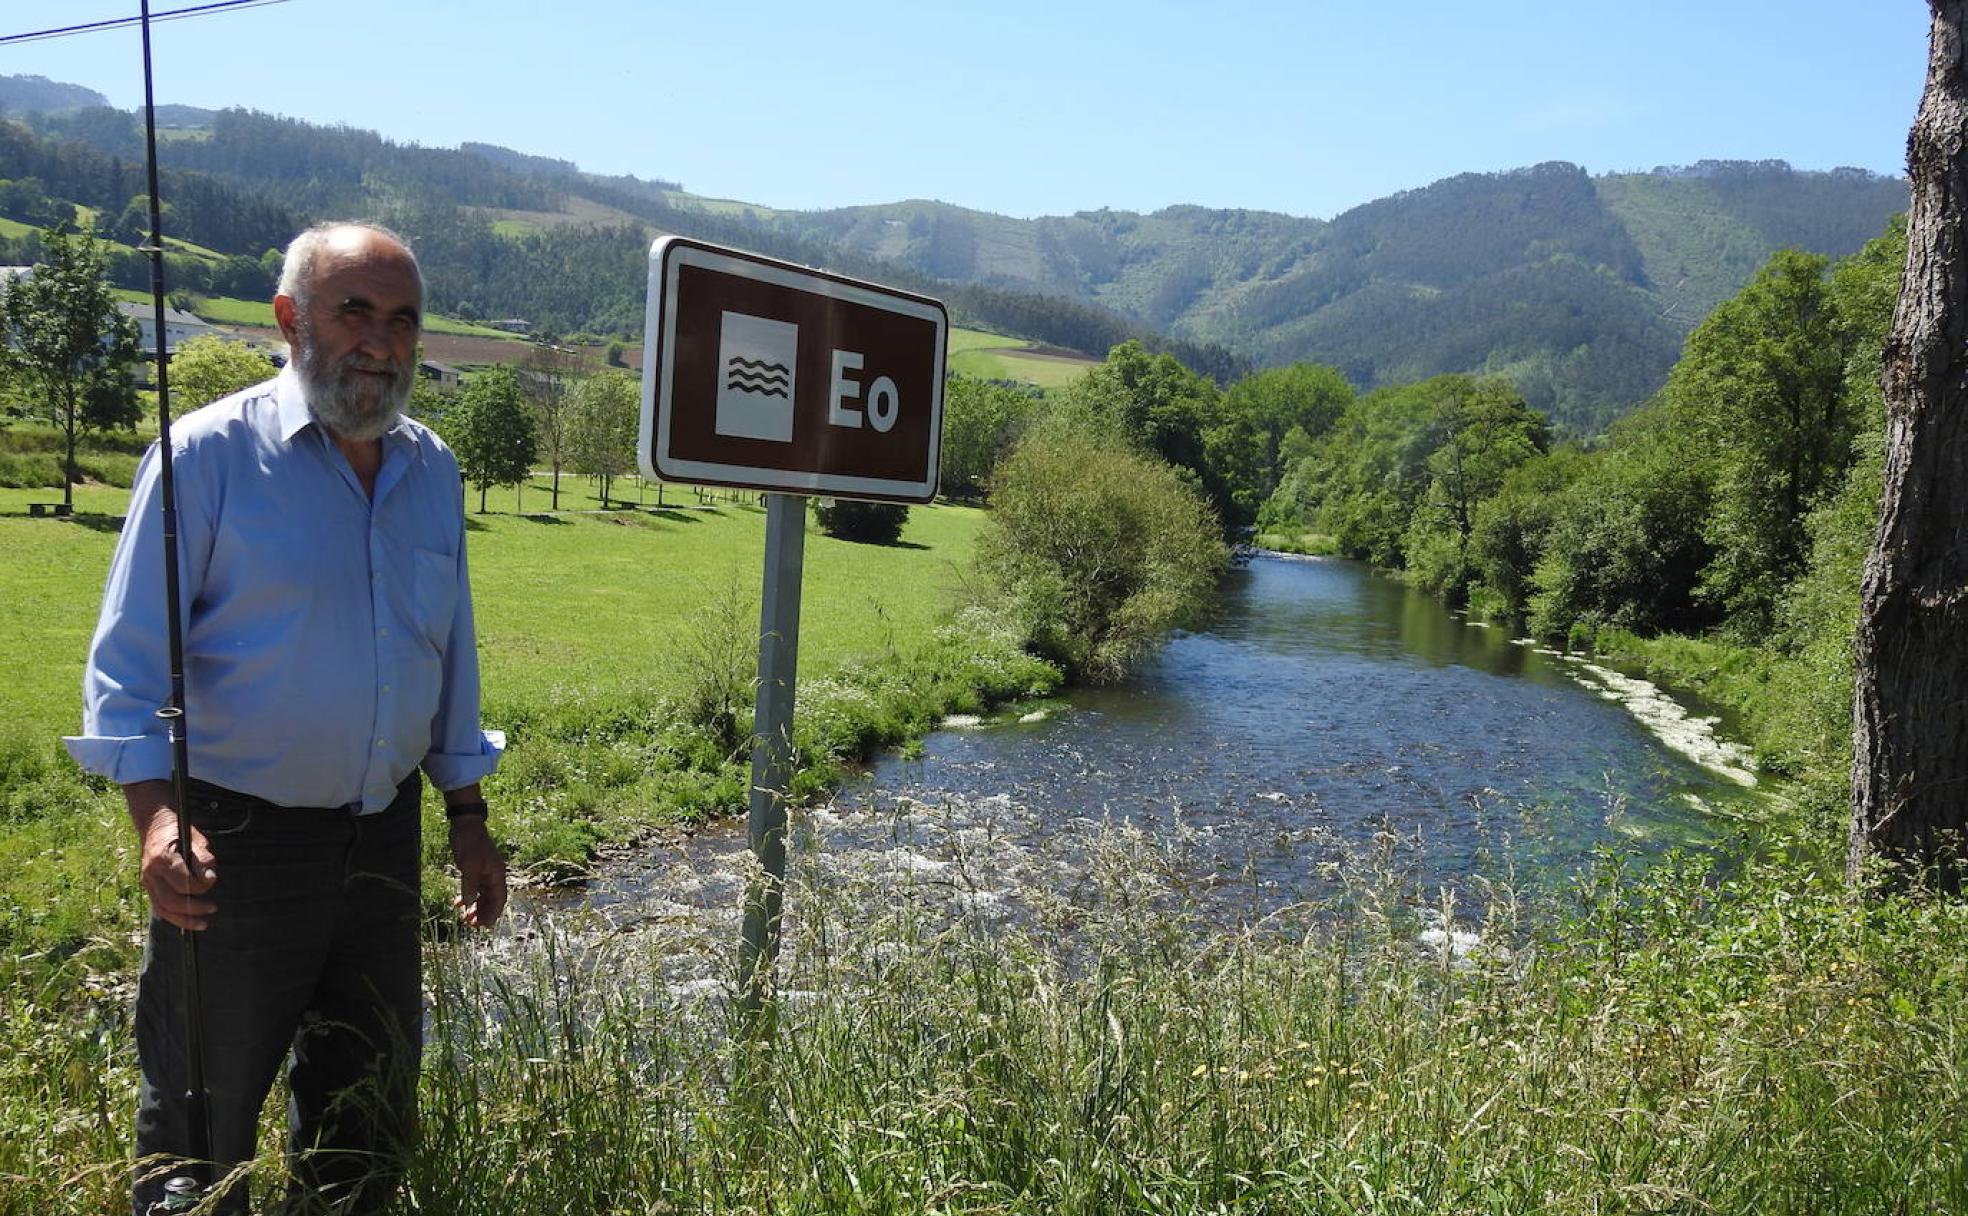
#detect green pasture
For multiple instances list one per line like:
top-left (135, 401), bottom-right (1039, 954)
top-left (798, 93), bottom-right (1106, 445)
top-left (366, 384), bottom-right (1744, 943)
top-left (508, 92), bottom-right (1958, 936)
top-left (947, 327), bottom-right (1024, 354)
top-left (160, 234), bottom-right (224, 260)
top-left (1, 482), bottom-right (986, 766)
top-left (947, 326), bottom-right (1098, 390)
top-left (662, 189), bottom-right (783, 220)
top-left (949, 346), bottom-right (1095, 389)
top-left (0, 215), bottom-right (35, 241)
top-left (176, 293), bottom-right (276, 326)
top-left (424, 314), bottom-right (526, 339)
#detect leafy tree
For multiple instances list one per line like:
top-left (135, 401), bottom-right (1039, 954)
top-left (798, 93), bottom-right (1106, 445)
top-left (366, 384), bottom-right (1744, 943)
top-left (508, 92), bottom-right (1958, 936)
top-left (1267, 375), bottom-right (1466, 566)
top-left (1403, 379), bottom-right (1549, 601)
top-left (1526, 406), bottom-right (1717, 641)
top-left (1064, 340), bottom-right (1217, 473)
top-left (564, 370), bottom-right (638, 506)
top-left (814, 498), bottom-right (909, 544)
top-left (444, 364), bottom-right (537, 512)
top-left (1220, 361), bottom-right (1354, 496)
top-left (1666, 249), bottom-right (1853, 634)
top-left (977, 414), bottom-right (1226, 682)
top-left (1061, 340), bottom-right (1237, 527)
top-left (939, 374), bottom-right (1035, 500)
top-left (0, 226), bottom-right (142, 508)
top-left (522, 342), bottom-right (585, 510)
top-left (168, 334), bottom-right (275, 410)
top-left (1469, 447), bottom-right (1589, 621)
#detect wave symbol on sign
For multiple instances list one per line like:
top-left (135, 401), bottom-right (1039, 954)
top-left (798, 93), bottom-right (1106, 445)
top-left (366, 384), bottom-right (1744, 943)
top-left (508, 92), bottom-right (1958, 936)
top-left (725, 355), bottom-right (790, 398)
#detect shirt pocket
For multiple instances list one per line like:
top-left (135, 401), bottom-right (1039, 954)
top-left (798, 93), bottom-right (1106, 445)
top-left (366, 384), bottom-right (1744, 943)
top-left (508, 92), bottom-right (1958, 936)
top-left (412, 547), bottom-right (459, 652)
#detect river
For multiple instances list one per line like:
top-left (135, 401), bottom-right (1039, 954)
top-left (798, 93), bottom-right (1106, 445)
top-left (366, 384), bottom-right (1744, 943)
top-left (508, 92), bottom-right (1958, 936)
top-left (530, 554), bottom-right (1768, 953)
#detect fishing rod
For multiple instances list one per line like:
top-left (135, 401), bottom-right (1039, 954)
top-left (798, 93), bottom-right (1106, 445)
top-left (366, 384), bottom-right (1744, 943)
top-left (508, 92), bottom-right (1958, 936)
top-left (136, 1), bottom-right (213, 1210)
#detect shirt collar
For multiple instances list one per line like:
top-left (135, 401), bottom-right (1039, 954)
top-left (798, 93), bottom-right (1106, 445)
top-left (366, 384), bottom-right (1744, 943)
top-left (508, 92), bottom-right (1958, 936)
top-left (273, 362), bottom-right (422, 459)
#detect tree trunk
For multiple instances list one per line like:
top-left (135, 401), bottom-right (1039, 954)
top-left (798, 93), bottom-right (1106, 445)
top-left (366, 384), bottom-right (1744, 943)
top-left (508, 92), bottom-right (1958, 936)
top-left (478, 481), bottom-right (488, 514)
top-left (1850, 0), bottom-right (1968, 892)
top-left (62, 412), bottom-right (77, 511)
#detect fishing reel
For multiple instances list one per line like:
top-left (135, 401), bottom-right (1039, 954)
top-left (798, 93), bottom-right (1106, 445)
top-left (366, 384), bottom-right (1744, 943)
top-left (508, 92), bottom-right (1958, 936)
top-left (148, 1173), bottom-right (207, 1214)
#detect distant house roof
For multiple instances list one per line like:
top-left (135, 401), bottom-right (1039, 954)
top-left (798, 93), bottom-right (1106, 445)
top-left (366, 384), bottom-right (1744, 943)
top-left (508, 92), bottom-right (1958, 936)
top-left (115, 301), bottom-right (214, 329)
top-left (420, 358), bottom-right (462, 375)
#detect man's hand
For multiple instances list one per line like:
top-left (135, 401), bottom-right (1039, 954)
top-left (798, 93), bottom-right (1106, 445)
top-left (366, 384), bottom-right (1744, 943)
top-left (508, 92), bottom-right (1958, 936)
top-left (124, 781), bottom-right (217, 932)
top-left (448, 816), bottom-right (507, 928)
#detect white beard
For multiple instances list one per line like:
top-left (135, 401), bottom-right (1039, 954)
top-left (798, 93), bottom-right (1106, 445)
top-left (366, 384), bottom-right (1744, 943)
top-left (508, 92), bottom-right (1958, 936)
top-left (296, 323), bottom-right (412, 442)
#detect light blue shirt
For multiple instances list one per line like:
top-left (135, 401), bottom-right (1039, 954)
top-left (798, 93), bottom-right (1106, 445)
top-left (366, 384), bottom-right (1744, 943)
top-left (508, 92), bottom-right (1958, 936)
top-left (65, 367), bottom-right (503, 813)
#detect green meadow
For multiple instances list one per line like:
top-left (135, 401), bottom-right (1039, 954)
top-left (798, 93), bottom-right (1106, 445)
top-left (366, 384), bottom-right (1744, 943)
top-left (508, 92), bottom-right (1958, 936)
top-left (948, 326), bottom-right (1099, 390)
top-left (1, 484), bottom-right (988, 760)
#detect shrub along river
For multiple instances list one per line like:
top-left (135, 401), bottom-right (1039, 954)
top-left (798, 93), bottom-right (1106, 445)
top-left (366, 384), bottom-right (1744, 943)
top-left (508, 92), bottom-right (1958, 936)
top-left (527, 553), bottom-right (1770, 960)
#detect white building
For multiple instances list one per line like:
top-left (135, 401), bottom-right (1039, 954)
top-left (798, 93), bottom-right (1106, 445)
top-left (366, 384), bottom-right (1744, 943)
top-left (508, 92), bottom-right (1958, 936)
top-left (116, 301), bottom-right (218, 356)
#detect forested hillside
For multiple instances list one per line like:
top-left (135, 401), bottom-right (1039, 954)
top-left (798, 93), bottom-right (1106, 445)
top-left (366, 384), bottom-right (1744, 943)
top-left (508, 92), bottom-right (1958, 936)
top-left (785, 162), bottom-right (1905, 432)
top-left (0, 75), bottom-right (1905, 430)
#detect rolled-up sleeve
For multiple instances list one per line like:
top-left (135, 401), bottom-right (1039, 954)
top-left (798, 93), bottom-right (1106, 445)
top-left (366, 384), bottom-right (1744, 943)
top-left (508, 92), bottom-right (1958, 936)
top-left (420, 509), bottom-right (504, 791)
top-left (63, 443), bottom-right (202, 784)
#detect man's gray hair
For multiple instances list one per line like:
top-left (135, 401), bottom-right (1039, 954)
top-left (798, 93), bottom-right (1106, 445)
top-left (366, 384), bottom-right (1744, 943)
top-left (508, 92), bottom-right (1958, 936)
top-left (277, 221), bottom-right (422, 306)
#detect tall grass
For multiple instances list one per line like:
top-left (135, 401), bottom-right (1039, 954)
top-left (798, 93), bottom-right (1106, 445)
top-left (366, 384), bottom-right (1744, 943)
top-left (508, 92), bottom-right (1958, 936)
top-left (416, 826), bottom-right (1968, 1214)
top-left (16, 812), bottom-right (1937, 1214)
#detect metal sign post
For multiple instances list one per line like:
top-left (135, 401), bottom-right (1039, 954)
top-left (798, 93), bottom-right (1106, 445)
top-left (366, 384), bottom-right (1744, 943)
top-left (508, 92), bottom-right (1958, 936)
top-left (737, 492), bottom-right (805, 1022)
top-left (637, 236), bottom-right (944, 1040)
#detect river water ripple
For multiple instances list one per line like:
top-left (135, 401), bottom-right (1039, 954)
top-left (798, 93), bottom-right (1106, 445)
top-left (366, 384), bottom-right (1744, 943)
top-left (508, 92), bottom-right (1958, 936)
top-left (518, 555), bottom-right (1768, 970)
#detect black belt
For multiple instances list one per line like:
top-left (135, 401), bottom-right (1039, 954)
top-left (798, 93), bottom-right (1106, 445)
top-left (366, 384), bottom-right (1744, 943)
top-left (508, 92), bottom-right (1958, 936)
top-left (184, 771), bottom-right (419, 815)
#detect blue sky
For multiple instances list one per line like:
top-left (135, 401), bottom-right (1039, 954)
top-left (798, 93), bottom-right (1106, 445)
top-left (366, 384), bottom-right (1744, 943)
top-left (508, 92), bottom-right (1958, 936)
top-left (7, 1), bottom-right (1930, 220)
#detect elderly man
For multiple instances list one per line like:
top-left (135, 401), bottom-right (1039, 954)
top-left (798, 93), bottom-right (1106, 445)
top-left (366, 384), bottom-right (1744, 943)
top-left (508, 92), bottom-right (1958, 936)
top-left (66, 222), bottom-right (507, 1215)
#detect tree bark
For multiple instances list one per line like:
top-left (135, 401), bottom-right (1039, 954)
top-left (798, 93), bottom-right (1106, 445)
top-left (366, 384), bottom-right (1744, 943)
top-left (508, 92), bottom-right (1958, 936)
top-left (1850, 0), bottom-right (1968, 891)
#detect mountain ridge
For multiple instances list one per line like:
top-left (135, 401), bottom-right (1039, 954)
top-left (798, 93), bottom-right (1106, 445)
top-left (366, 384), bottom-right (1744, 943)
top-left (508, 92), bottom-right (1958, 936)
top-left (0, 74), bottom-right (1909, 433)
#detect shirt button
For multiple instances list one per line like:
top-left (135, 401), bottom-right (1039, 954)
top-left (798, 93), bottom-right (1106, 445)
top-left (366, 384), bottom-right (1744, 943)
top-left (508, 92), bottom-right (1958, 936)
top-left (381, 684), bottom-right (392, 694)
top-left (375, 738), bottom-right (386, 748)
top-left (378, 627), bottom-right (389, 639)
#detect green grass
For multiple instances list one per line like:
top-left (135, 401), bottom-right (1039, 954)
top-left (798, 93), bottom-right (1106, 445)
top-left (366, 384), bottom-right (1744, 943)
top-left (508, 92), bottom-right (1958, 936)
top-left (23, 810), bottom-right (1962, 1214)
top-left (947, 327), bottom-right (1025, 354)
top-left (180, 293), bottom-right (276, 326)
top-left (421, 314), bottom-right (526, 340)
top-left (947, 336), bottom-right (1097, 391)
top-left (160, 234), bottom-right (224, 261)
top-left (1253, 530), bottom-right (1339, 557)
top-left (401, 837), bottom-right (1968, 1215)
top-left (662, 189), bottom-right (783, 220)
top-left (0, 215), bottom-right (35, 240)
top-left (488, 218), bottom-right (538, 238)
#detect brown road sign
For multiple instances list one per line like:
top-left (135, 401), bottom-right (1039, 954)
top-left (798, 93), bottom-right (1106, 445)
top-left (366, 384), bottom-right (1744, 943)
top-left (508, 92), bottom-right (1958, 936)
top-left (638, 236), bottom-right (948, 503)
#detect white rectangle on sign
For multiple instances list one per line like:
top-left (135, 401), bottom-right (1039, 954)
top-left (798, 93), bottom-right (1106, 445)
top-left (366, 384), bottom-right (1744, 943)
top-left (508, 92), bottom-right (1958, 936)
top-left (715, 311), bottom-right (798, 442)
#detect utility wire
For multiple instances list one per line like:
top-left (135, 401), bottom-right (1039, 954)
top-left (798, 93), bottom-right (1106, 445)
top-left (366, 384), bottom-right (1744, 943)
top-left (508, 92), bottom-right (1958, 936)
top-left (0, 0), bottom-right (292, 47)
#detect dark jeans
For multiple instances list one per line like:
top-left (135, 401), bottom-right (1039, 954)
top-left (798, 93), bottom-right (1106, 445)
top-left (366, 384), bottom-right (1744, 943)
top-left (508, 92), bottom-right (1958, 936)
top-left (133, 774), bottom-right (423, 1216)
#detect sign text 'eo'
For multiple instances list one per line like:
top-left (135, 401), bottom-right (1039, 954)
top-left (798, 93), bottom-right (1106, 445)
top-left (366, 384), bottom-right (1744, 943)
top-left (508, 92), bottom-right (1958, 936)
top-left (638, 237), bottom-right (948, 503)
